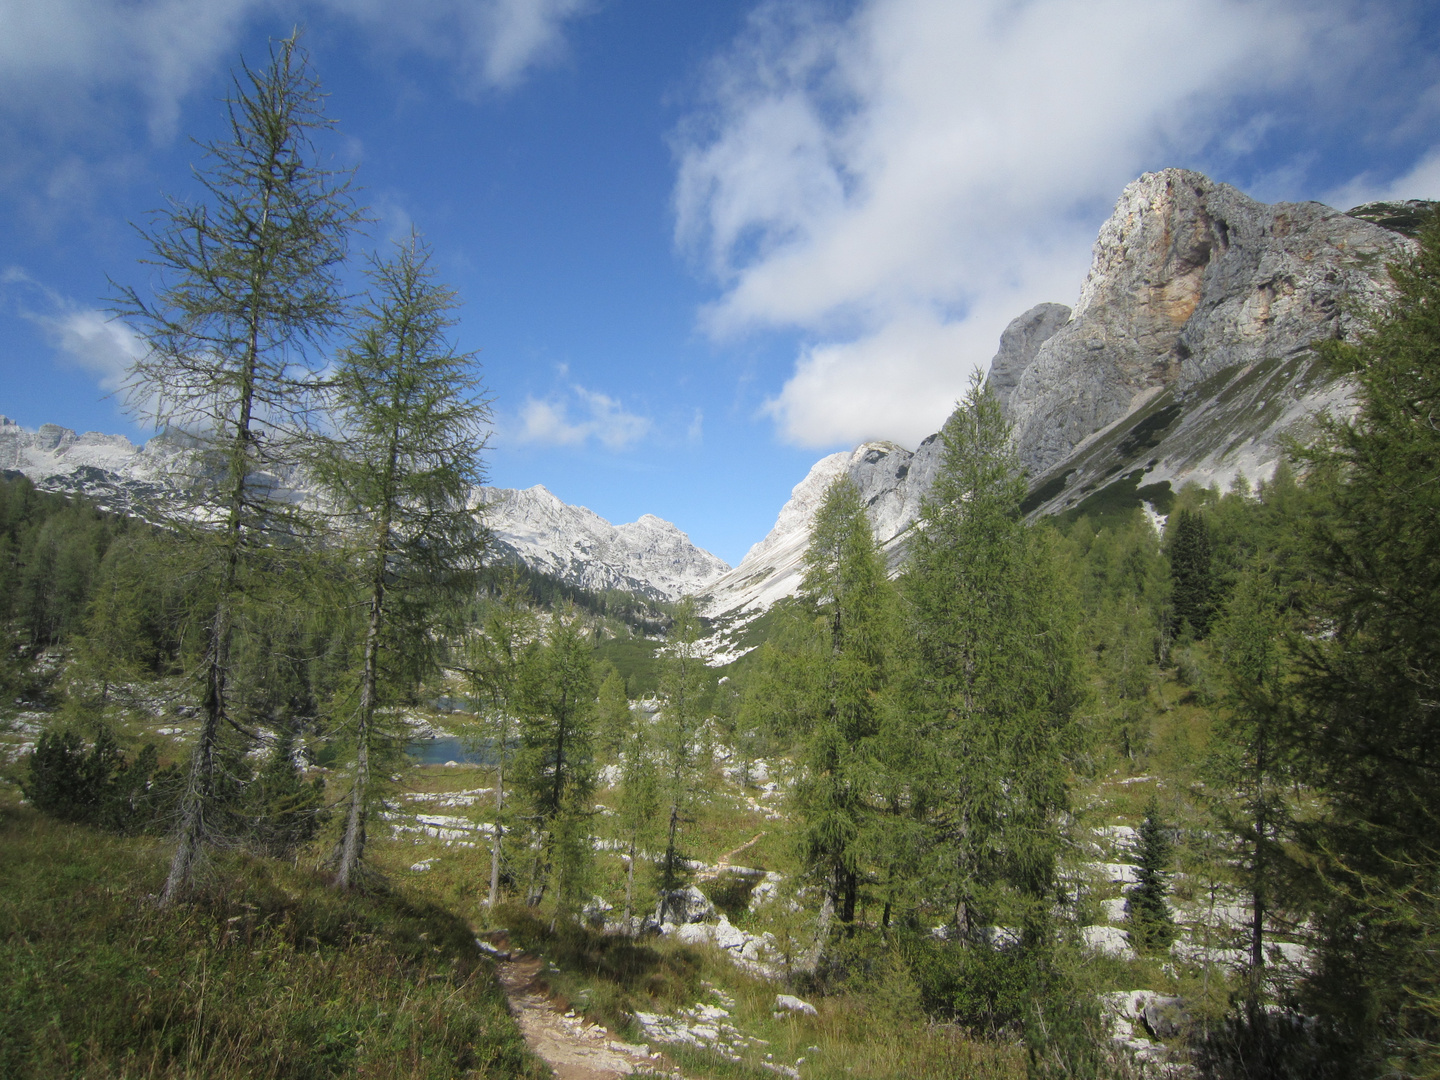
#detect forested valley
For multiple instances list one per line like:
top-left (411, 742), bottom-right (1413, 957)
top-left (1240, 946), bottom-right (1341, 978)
top-left (3, 31), bottom-right (1440, 1080)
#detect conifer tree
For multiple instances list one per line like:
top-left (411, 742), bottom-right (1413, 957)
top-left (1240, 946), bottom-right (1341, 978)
top-left (320, 233), bottom-right (489, 890)
top-left (615, 712), bottom-right (659, 932)
top-left (1168, 509), bottom-right (1215, 638)
top-left (906, 372), bottom-right (1082, 939)
top-left (1291, 207), bottom-right (1440, 1068)
top-left (1208, 566), bottom-right (1293, 993)
top-left (655, 597), bottom-right (710, 910)
top-left (793, 475), bottom-right (900, 930)
top-left (515, 608), bottom-right (596, 912)
top-left (115, 33), bottom-right (363, 904)
top-left (466, 567), bottom-right (535, 909)
top-left (596, 666), bottom-right (632, 759)
top-left (1125, 799), bottom-right (1176, 952)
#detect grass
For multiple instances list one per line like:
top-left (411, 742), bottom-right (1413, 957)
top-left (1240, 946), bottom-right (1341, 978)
top-left (0, 808), bottom-right (543, 1080)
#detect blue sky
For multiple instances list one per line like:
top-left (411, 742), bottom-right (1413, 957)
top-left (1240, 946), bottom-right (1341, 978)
top-left (2, 0), bottom-right (1439, 566)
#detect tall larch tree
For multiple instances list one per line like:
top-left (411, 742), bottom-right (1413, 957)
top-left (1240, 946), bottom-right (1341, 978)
top-left (320, 233), bottom-right (489, 890)
top-left (906, 372), bottom-right (1083, 940)
top-left (793, 475), bottom-right (900, 933)
top-left (115, 33), bottom-right (363, 904)
top-left (466, 567), bottom-right (536, 910)
top-left (1292, 208), bottom-right (1440, 1072)
top-left (656, 596), bottom-right (710, 911)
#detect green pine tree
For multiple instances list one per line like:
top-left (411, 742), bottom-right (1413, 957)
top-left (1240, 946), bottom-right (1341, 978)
top-left (464, 566), bottom-right (536, 910)
top-left (1291, 206), bottom-right (1440, 1070)
top-left (906, 372), bottom-right (1083, 940)
top-left (318, 232), bottom-right (489, 890)
top-left (1168, 508), bottom-right (1215, 639)
top-left (792, 475), bottom-right (901, 934)
top-left (655, 596), bottom-right (710, 907)
top-left (1125, 799), bottom-right (1177, 953)
top-left (514, 607), bottom-right (596, 914)
top-left (115, 33), bottom-right (364, 904)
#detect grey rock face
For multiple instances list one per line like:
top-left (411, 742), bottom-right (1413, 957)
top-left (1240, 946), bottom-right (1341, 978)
top-left (701, 436), bottom-right (945, 619)
top-left (987, 302), bottom-right (1071, 411)
top-left (480, 485), bottom-right (729, 603)
top-left (709, 169), bottom-right (1408, 625)
top-left (1006, 168), bottom-right (1407, 475)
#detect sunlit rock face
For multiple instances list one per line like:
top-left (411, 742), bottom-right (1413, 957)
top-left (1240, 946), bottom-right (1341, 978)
top-left (1004, 168), bottom-right (1407, 476)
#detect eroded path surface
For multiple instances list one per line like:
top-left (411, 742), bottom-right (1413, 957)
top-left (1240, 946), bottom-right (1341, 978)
top-left (494, 945), bottom-right (672, 1080)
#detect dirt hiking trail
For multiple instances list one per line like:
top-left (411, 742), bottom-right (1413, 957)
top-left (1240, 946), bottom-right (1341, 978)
top-left (491, 938), bottom-right (680, 1080)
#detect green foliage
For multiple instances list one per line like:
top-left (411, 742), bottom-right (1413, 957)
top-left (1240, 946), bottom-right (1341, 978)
top-left (790, 476), bottom-right (904, 926)
top-left (1166, 508), bottom-right (1215, 639)
top-left (515, 607), bottom-right (597, 912)
top-left (115, 32), bottom-right (364, 904)
top-left (655, 597), bottom-right (711, 897)
top-left (1290, 206), bottom-right (1440, 1065)
top-left (906, 373), bottom-right (1084, 935)
top-left (23, 727), bottom-right (177, 834)
top-left (319, 232), bottom-right (489, 889)
top-left (1124, 800), bottom-right (1176, 953)
top-left (596, 665), bottom-right (632, 759)
top-left (0, 810), bottom-right (541, 1079)
top-left (243, 730), bottom-right (330, 859)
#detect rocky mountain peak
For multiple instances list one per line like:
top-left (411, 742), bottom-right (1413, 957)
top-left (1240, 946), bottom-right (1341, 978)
top-left (1006, 167), bottom-right (1409, 476)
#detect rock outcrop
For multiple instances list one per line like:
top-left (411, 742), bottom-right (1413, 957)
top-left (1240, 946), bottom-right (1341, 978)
top-left (700, 437), bottom-right (944, 620)
top-left (1005, 168), bottom-right (1407, 476)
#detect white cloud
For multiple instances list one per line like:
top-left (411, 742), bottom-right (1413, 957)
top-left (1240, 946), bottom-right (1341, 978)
top-left (514, 383), bottom-right (651, 450)
top-left (1324, 146), bottom-right (1440, 211)
top-left (674, 0), bottom-right (1396, 449)
top-left (3, 266), bottom-right (145, 391)
top-left (0, 0), bottom-right (596, 164)
top-left (321, 0), bottom-right (597, 93)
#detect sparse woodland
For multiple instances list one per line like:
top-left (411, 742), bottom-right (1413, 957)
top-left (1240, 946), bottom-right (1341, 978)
top-left (4, 32), bottom-right (1440, 1080)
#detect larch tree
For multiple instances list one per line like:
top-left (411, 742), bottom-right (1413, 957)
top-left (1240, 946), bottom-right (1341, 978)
top-left (1167, 509), bottom-right (1216, 639)
top-left (1208, 567), bottom-right (1294, 998)
top-left (1291, 207), bottom-right (1440, 1071)
top-left (515, 607), bottom-right (597, 915)
top-left (466, 566), bottom-right (537, 910)
top-left (906, 372), bottom-right (1082, 940)
top-left (793, 475), bottom-right (900, 933)
top-left (320, 232), bottom-right (489, 890)
top-left (115, 33), bottom-right (363, 905)
top-left (655, 596), bottom-right (711, 913)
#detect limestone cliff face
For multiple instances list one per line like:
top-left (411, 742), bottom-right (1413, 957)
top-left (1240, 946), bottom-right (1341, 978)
top-left (700, 438), bottom-right (943, 619)
top-left (1005, 169), bottom-right (1407, 475)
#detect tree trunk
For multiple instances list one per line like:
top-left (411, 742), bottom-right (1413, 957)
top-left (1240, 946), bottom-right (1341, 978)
top-left (487, 753), bottom-right (504, 909)
top-left (335, 507), bottom-right (391, 890)
top-left (624, 834), bottom-right (636, 934)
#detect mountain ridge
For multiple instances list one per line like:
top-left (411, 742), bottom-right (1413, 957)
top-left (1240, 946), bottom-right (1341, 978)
top-left (0, 416), bottom-right (730, 605)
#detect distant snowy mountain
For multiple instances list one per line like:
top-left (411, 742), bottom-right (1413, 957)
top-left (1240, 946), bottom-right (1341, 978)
top-left (0, 416), bottom-right (728, 604)
top-left (480, 485), bottom-right (729, 603)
